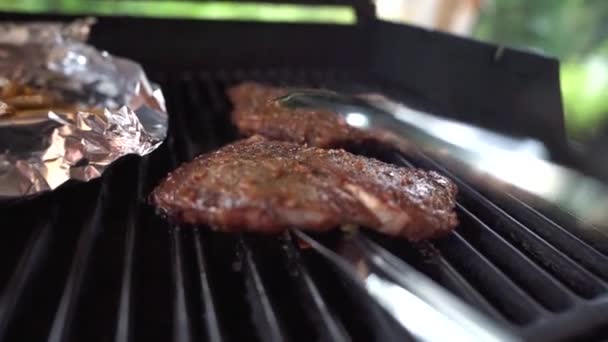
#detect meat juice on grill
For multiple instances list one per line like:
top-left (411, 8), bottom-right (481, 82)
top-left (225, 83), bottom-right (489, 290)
top-left (151, 136), bottom-right (457, 241)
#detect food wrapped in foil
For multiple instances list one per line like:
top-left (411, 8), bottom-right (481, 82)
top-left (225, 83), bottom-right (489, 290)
top-left (0, 18), bottom-right (167, 197)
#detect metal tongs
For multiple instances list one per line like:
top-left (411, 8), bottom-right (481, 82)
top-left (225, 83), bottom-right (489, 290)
top-left (277, 89), bottom-right (608, 341)
top-left (277, 89), bottom-right (608, 231)
top-left (292, 229), bottom-right (518, 342)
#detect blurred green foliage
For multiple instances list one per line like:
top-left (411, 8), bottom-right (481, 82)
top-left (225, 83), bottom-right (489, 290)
top-left (0, 0), bottom-right (355, 23)
top-left (475, 0), bottom-right (608, 138)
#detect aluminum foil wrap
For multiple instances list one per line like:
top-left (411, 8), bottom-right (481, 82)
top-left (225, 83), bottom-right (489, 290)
top-left (0, 18), bottom-right (167, 197)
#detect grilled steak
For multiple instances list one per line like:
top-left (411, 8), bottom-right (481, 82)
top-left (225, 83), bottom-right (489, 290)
top-left (228, 82), bottom-right (374, 148)
top-left (151, 135), bottom-right (458, 241)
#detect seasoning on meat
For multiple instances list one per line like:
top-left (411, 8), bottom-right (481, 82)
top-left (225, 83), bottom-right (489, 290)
top-left (151, 135), bottom-right (458, 241)
top-left (228, 82), bottom-right (375, 148)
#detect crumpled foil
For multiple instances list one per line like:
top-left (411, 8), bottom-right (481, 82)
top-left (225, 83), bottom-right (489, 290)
top-left (0, 18), bottom-right (168, 197)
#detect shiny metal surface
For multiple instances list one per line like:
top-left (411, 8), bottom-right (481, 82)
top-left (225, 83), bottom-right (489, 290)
top-left (278, 90), bottom-right (608, 231)
top-left (0, 19), bottom-right (167, 197)
top-left (293, 229), bottom-right (519, 342)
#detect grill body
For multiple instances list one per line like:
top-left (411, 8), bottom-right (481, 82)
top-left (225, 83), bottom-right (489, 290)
top-left (0, 13), bottom-right (607, 341)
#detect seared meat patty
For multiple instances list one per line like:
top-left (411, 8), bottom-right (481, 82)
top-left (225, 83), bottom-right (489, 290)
top-left (228, 82), bottom-right (374, 148)
top-left (151, 136), bottom-right (457, 241)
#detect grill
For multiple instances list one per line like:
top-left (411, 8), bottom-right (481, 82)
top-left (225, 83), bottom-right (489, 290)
top-left (1, 11), bottom-right (608, 342)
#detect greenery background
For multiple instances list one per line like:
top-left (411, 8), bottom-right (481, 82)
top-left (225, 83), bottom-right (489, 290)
top-left (475, 0), bottom-right (608, 140)
top-left (0, 0), bottom-right (606, 140)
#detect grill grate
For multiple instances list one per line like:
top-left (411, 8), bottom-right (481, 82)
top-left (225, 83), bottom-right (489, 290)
top-left (1, 68), bottom-right (608, 341)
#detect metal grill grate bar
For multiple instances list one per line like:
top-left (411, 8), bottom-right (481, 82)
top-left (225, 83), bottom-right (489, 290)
top-left (370, 234), bottom-right (509, 323)
top-left (47, 184), bottom-right (108, 342)
top-left (291, 230), bottom-right (417, 341)
top-left (184, 75), bottom-right (222, 147)
top-left (193, 230), bottom-right (223, 342)
top-left (164, 77), bottom-right (199, 162)
top-left (390, 152), bottom-right (577, 313)
top-left (131, 211), bottom-right (173, 342)
top-left (170, 228), bottom-right (194, 342)
top-left (460, 183), bottom-right (606, 297)
top-left (355, 234), bottom-right (518, 341)
top-left (114, 158), bottom-right (147, 342)
top-left (126, 78), bottom-right (180, 342)
top-left (0, 220), bottom-right (53, 341)
top-left (163, 79), bottom-right (205, 342)
top-left (435, 232), bottom-right (547, 324)
top-left (240, 237), bottom-right (287, 342)
top-left (519, 195), bottom-right (608, 255)
top-left (454, 204), bottom-right (578, 312)
top-left (522, 296), bottom-right (608, 340)
top-left (405, 152), bottom-right (608, 298)
top-left (114, 211), bottom-right (137, 342)
top-left (282, 233), bottom-right (352, 342)
top-left (493, 191), bottom-right (608, 278)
